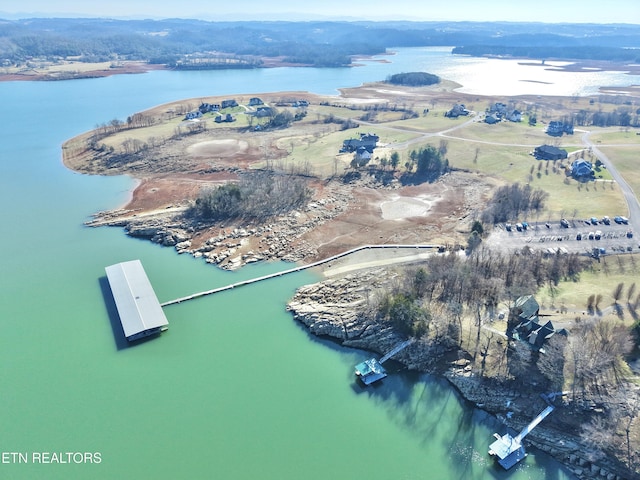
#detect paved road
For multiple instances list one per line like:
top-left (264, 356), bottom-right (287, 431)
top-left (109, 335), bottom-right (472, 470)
top-left (580, 129), bottom-right (640, 235)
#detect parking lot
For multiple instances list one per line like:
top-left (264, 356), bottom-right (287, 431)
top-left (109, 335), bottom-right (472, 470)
top-left (485, 217), bottom-right (638, 256)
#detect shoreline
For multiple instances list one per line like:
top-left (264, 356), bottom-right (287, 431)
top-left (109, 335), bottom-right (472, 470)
top-left (287, 268), bottom-right (634, 480)
top-left (4, 54), bottom-right (640, 84)
top-left (0, 61), bottom-right (167, 83)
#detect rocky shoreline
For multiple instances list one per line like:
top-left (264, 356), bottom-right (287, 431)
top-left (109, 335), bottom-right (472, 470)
top-left (286, 269), bottom-right (634, 480)
top-left (86, 180), bottom-right (354, 270)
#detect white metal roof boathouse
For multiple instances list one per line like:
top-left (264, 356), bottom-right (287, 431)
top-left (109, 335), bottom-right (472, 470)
top-left (105, 260), bottom-right (169, 342)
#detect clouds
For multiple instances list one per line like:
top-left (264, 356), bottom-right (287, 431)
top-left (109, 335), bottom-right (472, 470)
top-left (3, 0), bottom-right (639, 24)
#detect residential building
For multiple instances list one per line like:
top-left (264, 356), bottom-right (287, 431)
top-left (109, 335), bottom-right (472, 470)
top-left (571, 159), bottom-right (594, 179)
top-left (533, 145), bottom-right (568, 160)
top-left (341, 132), bottom-right (379, 153)
top-left (445, 104), bottom-right (469, 118)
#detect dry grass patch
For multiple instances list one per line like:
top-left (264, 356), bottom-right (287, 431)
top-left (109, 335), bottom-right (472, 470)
top-left (588, 128), bottom-right (640, 145)
top-left (536, 254), bottom-right (640, 322)
top-left (599, 146), bottom-right (640, 202)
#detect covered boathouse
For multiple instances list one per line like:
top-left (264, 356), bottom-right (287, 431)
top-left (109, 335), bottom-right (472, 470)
top-left (105, 260), bottom-right (169, 342)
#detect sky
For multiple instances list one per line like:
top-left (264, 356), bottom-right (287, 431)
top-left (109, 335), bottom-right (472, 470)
top-left (1, 0), bottom-right (639, 24)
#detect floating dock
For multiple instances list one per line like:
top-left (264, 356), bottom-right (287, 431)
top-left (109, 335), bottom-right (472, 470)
top-left (105, 260), bottom-right (169, 342)
top-left (489, 404), bottom-right (555, 469)
top-left (355, 339), bottom-right (415, 385)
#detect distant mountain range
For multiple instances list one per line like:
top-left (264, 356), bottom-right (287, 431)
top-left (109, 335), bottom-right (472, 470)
top-left (1, 18), bottom-right (638, 69)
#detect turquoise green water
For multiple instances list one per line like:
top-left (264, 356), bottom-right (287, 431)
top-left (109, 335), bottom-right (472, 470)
top-left (0, 49), bottom-right (615, 479)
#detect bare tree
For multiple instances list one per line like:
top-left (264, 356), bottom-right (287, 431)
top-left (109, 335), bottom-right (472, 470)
top-left (612, 383), bottom-right (640, 472)
top-left (580, 414), bottom-right (614, 462)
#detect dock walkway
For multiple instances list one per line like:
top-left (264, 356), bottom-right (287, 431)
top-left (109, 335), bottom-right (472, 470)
top-left (379, 339), bottom-right (415, 363)
top-left (489, 403), bottom-right (555, 469)
top-left (160, 244), bottom-right (438, 307)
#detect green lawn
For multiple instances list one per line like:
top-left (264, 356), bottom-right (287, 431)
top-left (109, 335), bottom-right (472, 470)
top-left (536, 254), bottom-right (640, 322)
top-left (382, 111), bottom-right (469, 132)
top-left (599, 146), bottom-right (640, 206)
top-left (589, 128), bottom-right (640, 145)
top-left (90, 96), bottom-right (637, 220)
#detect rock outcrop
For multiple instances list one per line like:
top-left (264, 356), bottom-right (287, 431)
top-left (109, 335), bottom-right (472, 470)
top-left (286, 268), bottom-right (635, 480)
top-left (86, 185), bottom-right (351, 270)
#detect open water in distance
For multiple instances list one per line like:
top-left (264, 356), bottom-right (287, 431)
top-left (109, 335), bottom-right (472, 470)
top-left (1, 47), bottom-right (632, 479)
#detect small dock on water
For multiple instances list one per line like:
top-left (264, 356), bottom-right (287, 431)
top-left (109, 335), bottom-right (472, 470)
top-left (489, 399), bottom-right (555, 469)
top-left (355, 339), bottom-right (415, 385)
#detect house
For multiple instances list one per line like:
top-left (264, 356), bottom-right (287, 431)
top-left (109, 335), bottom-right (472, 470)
top-left (341, 132), bottom-right (379, 153)
top-left (184, 111), bottom-right (202, 120)
top-left (199, 102), bottom-right (220, 113)
top-left (509, 295), bottom-right (564, 350)
top-left (445, 104), bottom-right (469, 118)
top-left (513, 295), bottom-right (540, 323)
top-left (221, 99), bottom-right (238, 109)
top-left (485, 113), bottom-right (500, 124)
top-left (354, 146), bottom-right (371, 162)
top-left (248, 97), bottom-right (263, 106)
top-left (254, 106), bottom-right (273, 117)
top-left (546, 120), bottom-right (574, 136)
top-left (533, 145), bottom-right (568, 160)
top-left (507, 110), bottom-right (522, 122)
top-left (214, 113), bottom-right (235, 123)
top-left (571, 159), bottom-right (594, 179)
top-left (487, 102), bottom-right (508, 117)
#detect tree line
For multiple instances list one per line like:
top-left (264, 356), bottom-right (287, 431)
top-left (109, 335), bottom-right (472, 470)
top-left (187, 172), bottom-right (311, 223)
top-left (572, 107), bottom-right (640, 128)
top-left (3, 18), bottom-right (639, 69)
top-left (453, 45), bottom-right (640, 63)
top-left (376, 246), bottom-right (590, 341)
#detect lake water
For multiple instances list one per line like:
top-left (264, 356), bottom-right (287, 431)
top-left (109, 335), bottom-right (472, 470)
top-left (1, 46), bottom-right (631, 479)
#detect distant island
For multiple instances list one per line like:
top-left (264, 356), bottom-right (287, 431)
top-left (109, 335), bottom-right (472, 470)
top-left (385, 72), bottom-right (440, 87)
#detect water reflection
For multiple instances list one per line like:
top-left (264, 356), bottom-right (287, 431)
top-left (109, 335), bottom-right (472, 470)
top-left (295, 325), bottom-right (573, 479)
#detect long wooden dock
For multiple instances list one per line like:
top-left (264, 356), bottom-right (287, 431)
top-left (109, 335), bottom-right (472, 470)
top-left (160, 244), bottom-right (438, 307)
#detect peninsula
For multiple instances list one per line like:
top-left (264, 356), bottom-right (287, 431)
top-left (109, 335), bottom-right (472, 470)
top-left (63, 78), bottom-right (640, 479)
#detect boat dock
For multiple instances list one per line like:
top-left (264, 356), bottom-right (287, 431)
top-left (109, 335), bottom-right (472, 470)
top-left (489, 404), bottom-right (555, 469)
top-left (104, 245), bottom-right (439, 343)
top-left (355, 338), bottom-right (415, 385)
top-left (160, 244), bottom-right (438, 307)
top-left (105, 260), bottom-right (169, 342)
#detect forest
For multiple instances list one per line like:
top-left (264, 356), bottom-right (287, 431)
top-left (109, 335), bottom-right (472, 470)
top-left (2, 18), bottom-right (640, 69)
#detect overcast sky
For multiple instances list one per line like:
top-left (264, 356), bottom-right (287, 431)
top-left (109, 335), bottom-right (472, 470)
top-left (2, 0), bottom-right (639, 24)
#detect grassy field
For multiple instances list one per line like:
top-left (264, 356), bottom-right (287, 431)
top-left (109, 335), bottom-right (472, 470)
top-left (536, 253), bottom-right (640, 321)
top-left (81, 86), bottom-right (639, 221)
top-left (599, 146), bottom-right (640, 202)
top-left (589, 128), bottom-right (640, 145)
